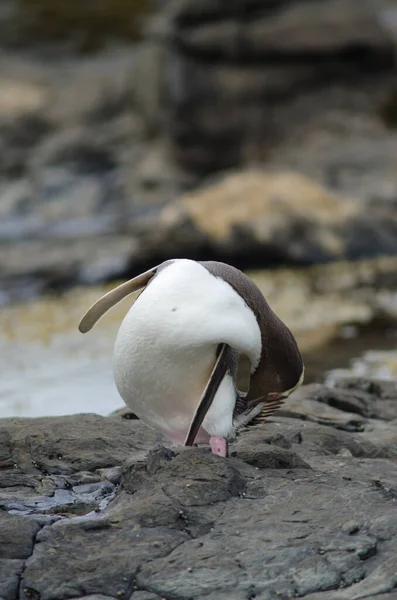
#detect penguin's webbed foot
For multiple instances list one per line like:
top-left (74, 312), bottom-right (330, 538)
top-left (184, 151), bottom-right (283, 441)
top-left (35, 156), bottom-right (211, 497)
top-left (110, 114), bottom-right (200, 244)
top-left (210, 436), bottom-right (228, 457)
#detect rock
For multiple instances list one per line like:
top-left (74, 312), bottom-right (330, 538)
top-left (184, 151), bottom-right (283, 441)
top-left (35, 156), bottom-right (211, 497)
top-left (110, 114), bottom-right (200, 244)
top-left (0, 179), bottom-right (31, 220)
top-left (125, 138), bottom-right (187, 209)
top-left (0, 235), bottom-right (138, 302)
top-left (277, 386), bottom-right (367, 432)
top-left (0, 80), bottom-right (47, 118)
top-left (0, 378), bottom-right (397, 599)
top-left (341, 520), bottom-right (361, 535)
top-left (152, 170), bottom-right (397, 264)
top-left (0, 513), bottom-right (40, 558)
top-left (0, 46), bottom-right (186, 301)
top-left (130, 593), bottom-right (164, 600)
top-left (3, 165), bottom-right (397, 302)
top-left (267, 128), bottom-right (397, 205)
top-left (234, 418), bottom-right (397, 463)
top-left (171, 0), bottom-right (395, 67)
top-left (0, 559), bottom-right (25, 600)
top-left (230, 442), bottom-right (311, 470)
top-left (21, 514), bottom-right (188, 600)
top-left (78, 596), bottom-right (116, 600)
top-left (122, 446), bottom-right (247, 505)
top-left (0, 513), bottom-right (41, 600)
top-left (0, 414), bottom-right (169, 476)
top-left (284, 380), bottom-right (397, 425)
top-left (0, 113), bottom-right (49, 177)
top-left (1, 1), bottom-right (397, 298)
top-left (162, 0), bottom-right (397, 174)
top-left (97, 467), bottom-right (123, 486)
top-left (310, 380), bottom-right (397, 421)
top-left (159, 170), bottom-right (359, 263)
top-left (9, 1), bottom-right (151, 51)
top-left (326, 351), bottom-right (397, 385)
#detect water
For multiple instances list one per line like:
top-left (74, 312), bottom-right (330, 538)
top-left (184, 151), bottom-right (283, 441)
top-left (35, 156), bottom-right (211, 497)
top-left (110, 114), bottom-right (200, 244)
top-left (0, 287), bottom-right (126, 418)
top-left (0, 333), bottom-right (121, 418)
top-left (304, 322), bottom-right (397, 384)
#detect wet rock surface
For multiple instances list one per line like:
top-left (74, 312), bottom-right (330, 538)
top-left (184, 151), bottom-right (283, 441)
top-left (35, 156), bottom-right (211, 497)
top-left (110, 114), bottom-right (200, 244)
top-left (1, 378), bottom-right (397, 600)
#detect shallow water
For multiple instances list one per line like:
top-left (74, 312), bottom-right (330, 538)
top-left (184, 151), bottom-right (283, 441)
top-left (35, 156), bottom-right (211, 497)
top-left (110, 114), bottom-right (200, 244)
top-left (0, 287), bottom-right (128, 418)
top-left (305, 322), bottom-right (397, 384)
top-left (1, 284), bottom-right (396, 419)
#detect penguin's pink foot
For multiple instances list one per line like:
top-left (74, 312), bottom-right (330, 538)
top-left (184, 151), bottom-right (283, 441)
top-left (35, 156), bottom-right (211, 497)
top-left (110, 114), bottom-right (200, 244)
top-left (210, 436), bottom-right (228, 457)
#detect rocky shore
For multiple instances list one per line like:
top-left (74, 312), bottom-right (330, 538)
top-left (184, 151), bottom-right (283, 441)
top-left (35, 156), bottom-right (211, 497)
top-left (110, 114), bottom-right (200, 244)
top-left (2, 4), bottom-right (397, 598)
top-left (1, 377), bottom-right (397, 600)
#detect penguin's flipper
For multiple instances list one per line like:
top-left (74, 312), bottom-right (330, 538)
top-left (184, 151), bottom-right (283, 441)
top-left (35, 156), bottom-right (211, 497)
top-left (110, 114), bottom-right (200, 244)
top-left (184, 344), bottom-right (228, 447)
top-left (259, 392), bottom-right (286, 418)
top-left (78, 266), bottom-right (158, 333)
top-left (248, 392), bottom-right (286, 425)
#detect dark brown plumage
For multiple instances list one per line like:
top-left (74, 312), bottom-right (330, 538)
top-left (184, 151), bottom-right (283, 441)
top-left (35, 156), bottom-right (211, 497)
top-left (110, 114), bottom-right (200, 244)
top-left (201, 261), bottom-right (304, 405)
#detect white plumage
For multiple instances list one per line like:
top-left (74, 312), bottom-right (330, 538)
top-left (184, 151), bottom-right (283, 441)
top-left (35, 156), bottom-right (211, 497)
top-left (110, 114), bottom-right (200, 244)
top-left (113, 259), bottom-right (262, 444)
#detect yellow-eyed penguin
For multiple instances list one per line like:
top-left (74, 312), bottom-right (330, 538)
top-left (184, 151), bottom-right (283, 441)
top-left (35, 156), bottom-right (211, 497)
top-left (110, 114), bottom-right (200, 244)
top-left (78, 259), bottom-right (304, 457)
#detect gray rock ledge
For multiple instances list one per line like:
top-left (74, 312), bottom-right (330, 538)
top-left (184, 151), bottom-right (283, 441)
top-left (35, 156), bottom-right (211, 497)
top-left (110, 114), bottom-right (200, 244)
top-left (1, 378), bottom-right (397, 600)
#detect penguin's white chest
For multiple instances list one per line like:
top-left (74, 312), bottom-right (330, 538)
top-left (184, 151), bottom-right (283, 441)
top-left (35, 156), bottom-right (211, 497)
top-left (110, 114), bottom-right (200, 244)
top-left (113, 260), bottom-right (261, 444)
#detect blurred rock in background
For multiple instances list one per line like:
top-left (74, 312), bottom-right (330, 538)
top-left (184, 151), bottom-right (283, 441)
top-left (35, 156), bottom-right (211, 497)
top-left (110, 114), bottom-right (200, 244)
top-left (164, 0), bottom-right (397, 175)
top-left (1, 0), bottom-right (397, 301)
top-left (1, 0), bottom-right (150, 50)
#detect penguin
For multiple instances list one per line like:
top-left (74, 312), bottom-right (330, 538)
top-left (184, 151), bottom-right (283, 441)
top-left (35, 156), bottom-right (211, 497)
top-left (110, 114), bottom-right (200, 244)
top-left (78, 259), bottom-right (304, 457)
